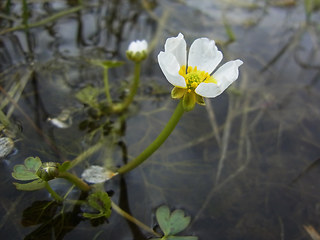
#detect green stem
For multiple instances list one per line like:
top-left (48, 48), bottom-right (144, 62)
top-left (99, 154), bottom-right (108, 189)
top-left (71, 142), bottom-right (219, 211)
top-left (22, 0), bottom-right (29, 28)
top-left (0, 109), bottom-right (10, 127)
top-left (5, 0), bottom-right (11, 14)
top-left (67, 141), bottom-right (103, 170)
top-left (58, 172), bottom-right (91, 192)
top-left (117, 100), bottom-right (185, 174)
top-left (44, 181), bottom-right (63, 202)
top-left (112, 62), bottom-right (141, 113)
top-left (103, 68), bottom-right (112, 104)
top-left (111, 201), bottom-right (162, 237)
top-left (0, 6), bottom-right (82, 35)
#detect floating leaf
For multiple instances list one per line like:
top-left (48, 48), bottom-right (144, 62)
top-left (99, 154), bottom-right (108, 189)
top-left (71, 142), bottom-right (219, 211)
top-left (75, 85), bottom-right (100, 107)
top-left (83, 191), bottom-right (111, 219)
top-left (12, 156), bottom-right (42, 180)
top-left (156, 206), bottom-right (191, 236)
top-left (13, 179), bottom-right (46, 191)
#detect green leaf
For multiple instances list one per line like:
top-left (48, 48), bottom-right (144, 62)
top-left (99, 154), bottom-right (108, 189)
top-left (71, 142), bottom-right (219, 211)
top-left (83, 191), bottom-right (112, 219)
top-left (89, 59), bottom-right (124, 69)
top-left (12, 156), bottom-right (42, 180)
top-left (13, 179), bottom-right (46, 191)
top-left (167, 209), bottom-right (191, 235)
top-left (156, 206), bottom-right (191, 236)
top-left (58, 161), bottom-right (71, 172)
top-left (156, 205), bottom-right (171, 235)
top-left (75, 85), bottom-right (100, 107)
top-left (167, 236), bottom-right (198, 240)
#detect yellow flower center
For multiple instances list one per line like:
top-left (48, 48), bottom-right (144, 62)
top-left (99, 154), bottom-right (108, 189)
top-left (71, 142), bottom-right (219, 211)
top-left (179, 65), bottom-right (216, 93)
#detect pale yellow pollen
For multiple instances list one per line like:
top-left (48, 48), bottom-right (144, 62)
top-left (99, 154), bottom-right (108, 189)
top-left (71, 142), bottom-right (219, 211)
top-left (178, 65), bottom-right (217, 92)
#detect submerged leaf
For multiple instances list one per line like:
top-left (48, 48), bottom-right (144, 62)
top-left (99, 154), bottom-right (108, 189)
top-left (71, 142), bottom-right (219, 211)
top-left (12, 157), bottom-right (42, 180)
top-left (22, 201), bottom-right (59, 227)
top-left (83, 191), bottom-right (111, 219)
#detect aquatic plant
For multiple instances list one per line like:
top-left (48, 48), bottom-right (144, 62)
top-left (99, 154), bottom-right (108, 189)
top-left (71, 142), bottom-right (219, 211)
top-left (9, 33), bottom-right (242, 239)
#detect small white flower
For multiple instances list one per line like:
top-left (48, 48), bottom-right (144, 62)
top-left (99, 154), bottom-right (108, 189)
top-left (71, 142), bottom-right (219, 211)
top-left (128, 40), bottom-right (148, 53)
top-left (158, 33), bottom-right (243, 111)
top-left (127, 40), bottom-right (148, 62)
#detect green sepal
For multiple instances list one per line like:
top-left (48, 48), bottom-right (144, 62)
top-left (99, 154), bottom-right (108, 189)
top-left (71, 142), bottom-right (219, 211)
top-left (182, 92), bottom-right (196, 111)
top-left (195, 94), bottom-right (205, 105)
top-left (126, 50), bottom-right (147, 62)
top-left (171, 87), bottom-right (186, 99)
top-left (12, 156), bottom-right (42, 181)
top-left (13, 179), bottom-right (46, 191)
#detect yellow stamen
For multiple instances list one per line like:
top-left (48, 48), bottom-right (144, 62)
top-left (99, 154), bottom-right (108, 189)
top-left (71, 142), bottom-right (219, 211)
top-left (178, 65), bottom-right (217, 92)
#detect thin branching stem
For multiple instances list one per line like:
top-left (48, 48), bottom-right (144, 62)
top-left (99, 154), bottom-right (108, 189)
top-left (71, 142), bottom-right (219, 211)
top-left (111, 201), bottom-right (162, 237)
top-left (117, 100), bottom-right (185, 174)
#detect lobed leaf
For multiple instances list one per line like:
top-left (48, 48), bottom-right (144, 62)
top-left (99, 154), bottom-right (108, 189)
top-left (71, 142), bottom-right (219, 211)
top-left (12, 157), bottom-right (42, 180)
top-left (13, 179), bottom-right (46, 191)
top-left (83, 191), bottom-right (112, 219)
top-left (156, 205), bottom-right (192, 236)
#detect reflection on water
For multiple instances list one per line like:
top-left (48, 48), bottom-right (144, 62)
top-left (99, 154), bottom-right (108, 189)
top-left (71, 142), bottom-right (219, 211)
top-left (1, 0), bottom-right (320, 239)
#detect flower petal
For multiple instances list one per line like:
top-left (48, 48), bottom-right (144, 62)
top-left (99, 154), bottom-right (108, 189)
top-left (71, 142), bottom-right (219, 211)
top-left (128, 40), bottom-right (148, 52)
top-left (158, 51), bottom-right (187, 88)
top-left (164, 33), bottom-right (187, 67)
top-left (188, 38), bottom-right (223, 74)
top-left (195, 59), bottom-right (243, 98)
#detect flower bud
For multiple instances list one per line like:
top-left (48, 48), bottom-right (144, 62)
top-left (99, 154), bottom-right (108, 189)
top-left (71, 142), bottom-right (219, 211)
top-left (126, 40), bottom-right (148, 62)
top-left (36, 162), bottom-right (60, 181)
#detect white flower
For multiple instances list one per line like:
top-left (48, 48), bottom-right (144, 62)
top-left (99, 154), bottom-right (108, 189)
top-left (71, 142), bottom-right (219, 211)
top-left (158, 33), bottom-right (243, 111)
top-left (127, 40), bottom-right (148, 62)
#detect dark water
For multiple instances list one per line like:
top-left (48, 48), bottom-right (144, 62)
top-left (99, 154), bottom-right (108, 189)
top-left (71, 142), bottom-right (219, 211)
top-left (1, 0), bottom-right (320, 239)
